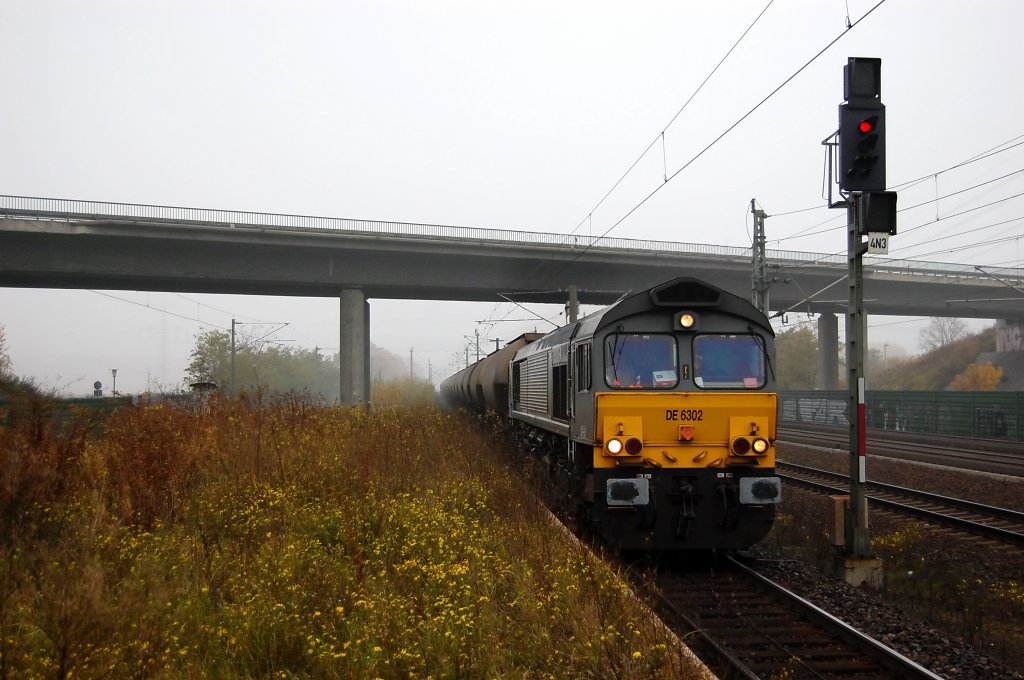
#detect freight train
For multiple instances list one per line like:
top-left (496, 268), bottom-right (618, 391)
top-left (440, 277), bottom-right (782, 551)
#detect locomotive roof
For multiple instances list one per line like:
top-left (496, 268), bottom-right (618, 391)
top-left (591, 277), bottom-right (772, 333)
top-left (516, 277), bottom-right (772, 358)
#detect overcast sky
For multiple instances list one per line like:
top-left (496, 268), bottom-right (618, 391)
top-left (2, 0), bottom-right (1023, 395)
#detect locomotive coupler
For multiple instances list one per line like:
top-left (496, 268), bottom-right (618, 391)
top-left (674, 479), bottom-right (697, 539)
top-left (717, 474), bottom-right (740, 528)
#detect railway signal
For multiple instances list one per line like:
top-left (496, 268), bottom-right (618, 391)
top-left (825, 57), bottom-right (891, 587)
top-left (839, 107), bottom-right (885, 191)
top-left (858, 190), bottom-right (897, 235)
top-left (838, 57), bottom-right (885, 192)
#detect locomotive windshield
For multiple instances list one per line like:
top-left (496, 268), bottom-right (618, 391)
top-left (693, 334), bottom-right (765, 389)
top-left (604, 334), bottom-right (678, 389)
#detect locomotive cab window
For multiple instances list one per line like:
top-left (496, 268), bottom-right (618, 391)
top-left (693, 334), bottom-right (765, 389)
top-left (604, 334), bottom-right (677, 389)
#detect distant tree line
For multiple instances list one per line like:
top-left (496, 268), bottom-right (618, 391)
top-left (184, 329), bottom-right (433, 403)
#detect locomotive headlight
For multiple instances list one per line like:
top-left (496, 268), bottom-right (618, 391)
top-left (731, 436), bottom-right (751, 455)
top-left (675, 311), bottom-right (699, 330)
top-left (751, 437), bottom-right (770, 455)
top-left (606, 438), bottom-right (624, 455)
top-left (624, 437), bottom-right (644, 455)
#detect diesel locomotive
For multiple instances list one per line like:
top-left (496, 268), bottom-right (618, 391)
top-left (440, 277), bottom-right (782, 551)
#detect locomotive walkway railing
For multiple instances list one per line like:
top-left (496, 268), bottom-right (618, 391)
top-left (1, 194), bottom-right (1021, 286)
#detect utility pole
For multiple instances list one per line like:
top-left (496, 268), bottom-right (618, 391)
top-left (845, 198), bottom-right (870, 558)
top-left (230, 318), bottom-right (236, 395)
top-left (750, 201), bottom-right (769, 316)
top-left (409, 347), bottom-right (414, 379)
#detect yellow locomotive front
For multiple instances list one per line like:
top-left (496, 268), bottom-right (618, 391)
top-left (592, 390), bottom-right (779, 550)
top-left (579, 292), bottom-right (781, 551)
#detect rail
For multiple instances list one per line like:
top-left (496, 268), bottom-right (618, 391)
top-left (2, 194), bottom-right (1019, 284)
top-left (777, 461), bottom-right (1024, 545)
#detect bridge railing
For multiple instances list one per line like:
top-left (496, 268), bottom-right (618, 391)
top-left (1, 194), bottom-right (1019, 284)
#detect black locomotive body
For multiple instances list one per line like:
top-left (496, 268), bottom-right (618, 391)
top-left (440, 277), bottom-right (782, 551)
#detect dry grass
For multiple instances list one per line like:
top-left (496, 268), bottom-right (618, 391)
top-left (0, 391), bottom-right (704, 678)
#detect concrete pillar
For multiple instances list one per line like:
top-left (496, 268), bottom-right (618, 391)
top-left (566, 285), bottom-right (579, 323)
top-left (339, 288), bottom-right (370, 406)
top-left (817, 313), bottom-right (839, 390)
top-left (996, 319), bottom-right (1024, 352)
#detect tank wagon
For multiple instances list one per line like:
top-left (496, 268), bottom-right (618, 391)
top-left (440, 277), bottom-right (782, 551)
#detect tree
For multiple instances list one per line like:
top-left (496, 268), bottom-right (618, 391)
top-left (949, 362), bottom-right (1003, 391)
top-left (185, 330), bottom-right (233, 387)
top-left (183, 330), bottom-right (415, 401)
top-left (0, 325), bottom-right (11, 377)
top-left (774, 325), bottom-right (818, 389)
top-left (919, 317), bottom-right (967, 352)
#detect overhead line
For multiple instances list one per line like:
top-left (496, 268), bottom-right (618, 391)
top-left (777, 173), bottom-right (1024, 244)
top-left (563, 0), bottom-right (776, 242)
top-left (558, 0), bottom-right (889, 271)
top-left (769, 135), bottom-right (1024, 243)
top-left (887, 135), bottom-right (1024, 192)
top-left (88, 290), bottom-right (228, 330)
top-left (494, 0), bottom-right (778, 329)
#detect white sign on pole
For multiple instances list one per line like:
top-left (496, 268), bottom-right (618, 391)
top-left (867, 232), bottom-right (890, 254)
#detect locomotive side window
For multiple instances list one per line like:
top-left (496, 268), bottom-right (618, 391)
top-left (552, 364), bottom-right (568, 421)
top-left (693, 334), bottom-right (765, 389)
top-left (511, 361), bottom-right (522, 408)
top-left (574, 343), bottom-right (591, 392)
top-left (604, 334), bottom-right (677, 389)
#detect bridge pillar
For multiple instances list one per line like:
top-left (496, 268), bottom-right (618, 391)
top-left (339, 288), bottom-right (371, 406)
top-left (817, 313), bottom-right (839, 390)
top-left (996, 319), bottom-right (1024, 352)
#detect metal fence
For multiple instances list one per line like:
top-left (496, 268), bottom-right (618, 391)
top-left (779, 390), bottom-right (1024, 442)
top-left (2, 194), bottom-right (1020, 284)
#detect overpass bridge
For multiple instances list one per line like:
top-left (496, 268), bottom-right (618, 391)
top-left (2, 195), bottom-right (1022, 402)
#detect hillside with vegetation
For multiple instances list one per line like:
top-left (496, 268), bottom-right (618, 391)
top-left (775, 321), bottom-right (1002, 391)
top-left (870, 326), bottom-right (998, 390)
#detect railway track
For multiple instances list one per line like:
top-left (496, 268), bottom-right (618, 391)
top-left (778, 424), bottom-right (1024, 477)
top-left (650, 555), bottom-right (943, 679)
top-left (777, 461), bottom-right (1024, 547)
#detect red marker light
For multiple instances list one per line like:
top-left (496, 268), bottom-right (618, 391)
top-left (858, 119), bottom-right (874, 133)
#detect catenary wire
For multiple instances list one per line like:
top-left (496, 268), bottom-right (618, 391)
top-left (769, 134), bottom-right (1024, 243)
top-left (776, 176), bottom-right (1024, 245)
top-left (89, 290), bottom-right (227, 330)
top-left (487, 1), bottom-right (778, 331)
top-left (552, 0), bottom-right (889, 275)
top-left (561, 0), bottom-right (776, 243)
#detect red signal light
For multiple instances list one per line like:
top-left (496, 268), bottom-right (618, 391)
top-left (858, 119), bottom-right (874, 134)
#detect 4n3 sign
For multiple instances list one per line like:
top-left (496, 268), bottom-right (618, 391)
top-left (867, 233), bottom-right (890, 254)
